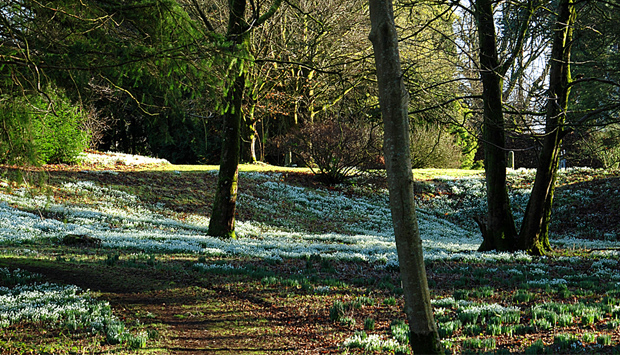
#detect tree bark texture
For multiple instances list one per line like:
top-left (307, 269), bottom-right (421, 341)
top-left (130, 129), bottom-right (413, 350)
top-left (518, 0), bottom-right (575, 255)
top-left (208, 0), bottom-right (248, 238)
top-left (207, 0), bottom-right (282, 238)
top-left (368, 0), bottom-right (443, 353)
top-left (474, 0), bottom-right (518, 251)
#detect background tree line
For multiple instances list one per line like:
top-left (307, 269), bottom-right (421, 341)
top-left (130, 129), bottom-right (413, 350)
top-left (1, 0), bottom-right (619, 244)
top-left (0, 0), bottom-right (477, 171)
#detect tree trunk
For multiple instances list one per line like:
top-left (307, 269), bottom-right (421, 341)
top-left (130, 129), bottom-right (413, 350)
top-left (475, 0), bottom-right (518, 251)
top-left (518, 0), bottom-right (575, 255)
top-left (241, 106), bottom-right (258, 163)
top-left (208, 0), bottom-right (248, 238)
top-left (208, 65), bottom-right (244, 239)
top-left (207, 0), bottom-right (282, 238)
top-left (368, 1), bottom-right (443, 353)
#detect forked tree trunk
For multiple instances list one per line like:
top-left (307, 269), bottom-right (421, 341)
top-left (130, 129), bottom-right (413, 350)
top-left (475, 0), bottom-right (518, 251)
top-left (519, 0), bottom-right (575, 255)
top-left (368, 0), bottom-right (443, 353)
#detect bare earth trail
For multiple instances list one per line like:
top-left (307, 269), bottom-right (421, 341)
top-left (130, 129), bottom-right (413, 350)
top-left (0, 254), bottom-right (362, 354)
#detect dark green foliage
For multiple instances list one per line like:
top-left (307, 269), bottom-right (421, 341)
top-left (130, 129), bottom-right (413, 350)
top-left (364, 318), bottom-right (375, 330)
top-left (1, 0), bottom-right (220, 164)
top-left (577, 125), bottom-right (620, 169)
top-left (329, 300), bottom-right (347, 322)
top-left (31, 95), bottom-right (90, 164)
top-left (438, 320), bottom-right (462, 338)
top-left (513, 290), bottom-right (533, 303)
top-left (525, 339), bottom-right (546, 354)
top-left (0, 100), bottom-right (36, 165)
top-left (383, 297), bottom-right (397, 306)
top-left (553, 333), bottom-right (580, 351)
top-left (0, 91), bottom-right (89, 165)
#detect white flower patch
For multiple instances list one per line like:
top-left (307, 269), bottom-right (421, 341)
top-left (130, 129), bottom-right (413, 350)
top-left (313, 286), bottom-right (331, 294)
top-left (506, 268), bottom-right (524, 276)
top-left (341, 333), bottom-right (402, 351)
top-left (591, 259), bottom-right (619, 269)
top-left (432, 297), bottom-right (457, 307)
top-left (529, 268), bottom-right (547, 277)
top-left (77, 151), bottom-right (170, 166)
top-left (462, 302), bottom-right (520, 314)
top-left (0, 178), bottom-right (530, 265)
top-left (0, 282), bottom-right (111, 328)
top-left (0, 203), bottom-right (47, 243)
top-left (194, 263), bottom-right (237, 271)
top-left (557, 256), bottom-right (583, 264)
top-left (526, 278), bottom-right (568, 287)
top-left (589, 259), bottom-right (620, 281)
top-left (0, 268), bottom-right (42, 284)
top-left (552, 236), bottom-right (620, 250)
top-left (2, 168), bottom-right (620, 266)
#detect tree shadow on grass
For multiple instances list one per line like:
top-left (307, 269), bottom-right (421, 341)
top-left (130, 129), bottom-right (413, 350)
top-left (552, 176), bottom-right (620, 240)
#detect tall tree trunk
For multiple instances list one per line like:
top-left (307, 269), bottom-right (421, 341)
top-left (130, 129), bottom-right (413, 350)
top-left (518, 0), bottom-right (575, 255)
top-left (475, 0), bottom-right (518, 251)
top-left (207, 0), bottom-right (282, 238)
top-left (241, 104), bottom-right (258, 163)
top-left (208, 0), bottom-right (247, 238)
top-left (208, 62), bottom-right (245, 239)
top-left (368, 1), bottom-right (443, 353)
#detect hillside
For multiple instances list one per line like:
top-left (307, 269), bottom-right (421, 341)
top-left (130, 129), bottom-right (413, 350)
top-left (1, 157), bottom-right (620, 354)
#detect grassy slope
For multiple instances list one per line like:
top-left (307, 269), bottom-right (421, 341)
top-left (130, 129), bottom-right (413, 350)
top-left (0, 163), bottom-right (619, 354)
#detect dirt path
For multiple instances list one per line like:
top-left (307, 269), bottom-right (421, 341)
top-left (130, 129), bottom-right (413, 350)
top-left (1, 256), bottom-right (344, 354)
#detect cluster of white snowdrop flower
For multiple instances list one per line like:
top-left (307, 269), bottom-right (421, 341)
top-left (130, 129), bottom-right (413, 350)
top-left (193, 263), bottom-right (237, 272)
top-left (341, 333), bottom-right (404, 352)
top-left (0, 268), bottom-right (147, 347)
top-left (0, 271), bottom-right (113, 329)
top-left (431, 297), bottom-right (519, 314)
top-left (77, 151), bottom-right (170, 166)
top-left (1, 164), bottom-right (620, 267)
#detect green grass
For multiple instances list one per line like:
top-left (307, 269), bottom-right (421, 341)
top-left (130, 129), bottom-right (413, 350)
top-left (151, 164), bottom-right (482, 178)
top-left (154, 163), bottom-right (312, 173)
top-left (411, 168), bottom-right (483, 180)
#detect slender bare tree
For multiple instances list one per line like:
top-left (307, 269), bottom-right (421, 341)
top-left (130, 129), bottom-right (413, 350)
top-left (368, 0), bottom-right (443, 353)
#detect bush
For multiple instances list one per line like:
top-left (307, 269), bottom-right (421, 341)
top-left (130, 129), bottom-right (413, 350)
top-left (0, 90), bottom-right (90, 165)
top-left (578, 124), bottom-right (620, 169)
top-left (409, 123), bottom-right (465, 169)
top-left (285, 119), bottom-right (382, 184)
top-left (0, 100), bottom-right (36, 165)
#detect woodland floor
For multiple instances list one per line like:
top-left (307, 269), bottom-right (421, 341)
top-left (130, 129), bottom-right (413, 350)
top-left (1, 163), bottom-right (620, 354)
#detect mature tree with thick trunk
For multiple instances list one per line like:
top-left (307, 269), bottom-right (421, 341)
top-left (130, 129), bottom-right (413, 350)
top-left (474, 0), bottom-right (523, 251)
top-left (202, 0), bottom-right (282, 238)
top-left (471, 0), bottom-right (543, 252)
top-left (518, 0), bottom-right (575, 254)
top-left (368, 0), bottom-right (443, 353)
